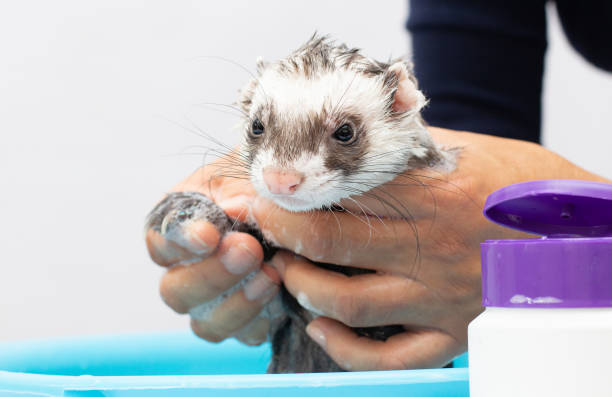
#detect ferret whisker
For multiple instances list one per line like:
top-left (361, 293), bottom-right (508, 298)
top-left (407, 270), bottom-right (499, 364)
top-left (404, 172), bottom-right (479, 207)
top-left (359, 146), bottom-right (420, 161)
top-left (194, 147), bottom-right (244, 162)
top-left (341, 186), bottom-right (408, 244)
top-left (391, 174), bottom-right (438, 234)
top-left (210, 163), bottom-right (249, 174)
top-left (306, 205), bottom-right (321, 234)
top-left (344, 172), bottom-right (438, 213)
top-left (221, 151), bottom-right (251, 165)
top-left (209, 168), bottom-right (251, 179)
top-left (329, 73), bottom-right (358, 120)
top-left (343, 197), bottom-right (377, 245)
top-left (184, 118), bottom-right (240, 155)
top-left (194, 102), bottom-right (249, 118)
top-left (193, 55), bottom-right (269, 99)
top-left (211, 166), bottom-right (250, 175)
top-left (348, 169), bottom-right (462, 196)
top-left (339, 177), bottom-right (425, 189)
top-left (161, 117), bottom-right (223, 149)
top-left (326, 204), bottom-right (343, 239)
top-left (344, 195), bottom-right (390, 231)
top-left (260, 201), bottom-right (283, 236)
top-left (163, 117), bottom-right (251, 170)
top-left (229, 205), bottom-right (250, 232)
top-left (359, 183), bottom-right (422, 271)
top-left (205, 172), bottom-right (252, 204)
top-left (209, 174), bottom-right (249, 181)
top-left (340, 182), bottom-right (420, 262)
top-left (212, 156), bottom-right (250, 167)
top-left (211, 171), bottom-right (250, 178)
top-left (192, 106), bottom-right (242, 121)
top-left (334, 198), bottom-right (375, 242)
top-left (209, 160), bottom-right (250, 173)
top-left (208, 165), bottom-right (250, 177)
top-left (181, 124), bottom-right (251, 170)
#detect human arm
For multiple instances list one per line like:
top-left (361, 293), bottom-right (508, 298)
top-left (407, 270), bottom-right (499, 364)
top-left (408, 0), bottom-right (548, 142)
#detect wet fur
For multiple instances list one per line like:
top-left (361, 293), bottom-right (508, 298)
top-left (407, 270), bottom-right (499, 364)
top-left (146, 192), bottom-right (405, 373)
top-left (241, 35), bottom-right (449, 212)
top-left (148, 35), bottom-right (453, 373)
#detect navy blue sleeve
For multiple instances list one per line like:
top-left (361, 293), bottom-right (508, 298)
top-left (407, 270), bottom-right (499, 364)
top-left (407, 0), bottom-right (548, 143)
top-left (555, 0), bottom-right (612, 72)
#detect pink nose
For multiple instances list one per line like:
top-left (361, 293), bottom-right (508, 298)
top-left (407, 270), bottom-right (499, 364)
top-left (262, 167), bottom-right (304, 195)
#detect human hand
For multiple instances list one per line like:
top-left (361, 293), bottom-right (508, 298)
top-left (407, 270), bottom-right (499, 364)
top-left (145, 157), bottom-right (281, 346)
top-left (236, 127), bottom-right (608, 370)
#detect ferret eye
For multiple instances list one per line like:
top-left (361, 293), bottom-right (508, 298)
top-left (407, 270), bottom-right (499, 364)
top-left (332, 124), bottom-right (354, 142)
top-left (251, 118), bottom-right (265, 136)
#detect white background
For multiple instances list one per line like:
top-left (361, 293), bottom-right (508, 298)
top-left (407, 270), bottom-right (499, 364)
top-left (0, 1), bottom-right (610, 341)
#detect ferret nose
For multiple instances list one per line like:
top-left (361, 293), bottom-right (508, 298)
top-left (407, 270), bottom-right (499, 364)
top-left (262, 167), bottom-right (304, 195)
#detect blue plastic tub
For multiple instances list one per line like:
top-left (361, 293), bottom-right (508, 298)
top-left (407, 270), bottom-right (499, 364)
top-left (0, 331), bottom-right (469, 396)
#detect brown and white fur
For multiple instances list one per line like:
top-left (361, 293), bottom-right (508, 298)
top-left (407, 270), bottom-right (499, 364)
top-left (240, 35), bottom-right (450, 212)
top-left (146, 35), bottom-right (454, 373)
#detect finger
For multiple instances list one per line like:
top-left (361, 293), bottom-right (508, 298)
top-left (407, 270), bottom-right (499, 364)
top-left (234, 316), bottom-right (270, 346)
top-left (252, 197), bottom-right (420, 270)
top-left (146, 228), bottom-right (203, 267)
top-left (306, 317), bottom-right (461, 371)
top-left (190, 270), bottom-right (279, 342)
top-left (273, 252), bottom-right (433, 328)
top-left (218, 194), bottom-right (255, 220)
top-left (145, 220), bottom-right (221, 267)
top-left (160, 232), bottom-right (264, 313)
top-left (171, 155), bottom-right (258, 201)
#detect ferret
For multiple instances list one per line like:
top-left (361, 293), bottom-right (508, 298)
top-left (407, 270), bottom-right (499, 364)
top-left (146, 35), bottom-right (453, 373)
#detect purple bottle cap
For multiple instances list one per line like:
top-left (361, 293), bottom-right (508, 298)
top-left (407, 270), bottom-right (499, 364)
top-left (481, 180), bottom-right (612, 308)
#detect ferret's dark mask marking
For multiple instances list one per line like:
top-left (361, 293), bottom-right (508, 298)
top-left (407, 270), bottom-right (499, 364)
top-left (239, 34), bottom-right (439, 191)
top-left (324, 112), bottom-right (369, 176)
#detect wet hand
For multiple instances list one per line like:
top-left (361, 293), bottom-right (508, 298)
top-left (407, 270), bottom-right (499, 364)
top-left (145, 157), bottom-right (280, 346)
top-left (244, 127), bottom-right (605, 370)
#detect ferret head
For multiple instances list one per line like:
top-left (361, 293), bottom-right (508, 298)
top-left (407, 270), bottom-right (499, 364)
top-left (239, 35), bottom-right (440, 212)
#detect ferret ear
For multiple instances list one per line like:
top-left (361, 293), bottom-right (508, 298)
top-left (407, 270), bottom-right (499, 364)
top-left (238, 78), bottom-right (258, 113)
top-left (386, 62), bottom-right (426, 114)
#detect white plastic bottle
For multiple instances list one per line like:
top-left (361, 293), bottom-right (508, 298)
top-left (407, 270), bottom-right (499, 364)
top-left (468, 180), bottom-right (612, 397)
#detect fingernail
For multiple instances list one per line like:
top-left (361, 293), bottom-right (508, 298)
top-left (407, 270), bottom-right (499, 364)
top-left (185, 231), bottom-right (211, 255)
top-left (184, 221), bottom-right (219, 255)
top-left (243, 271), bottom-right (278, 301)
top-left (220, 242), bottom-right (259, 275)
top-left (306, 323), bottom-right (326, 349)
